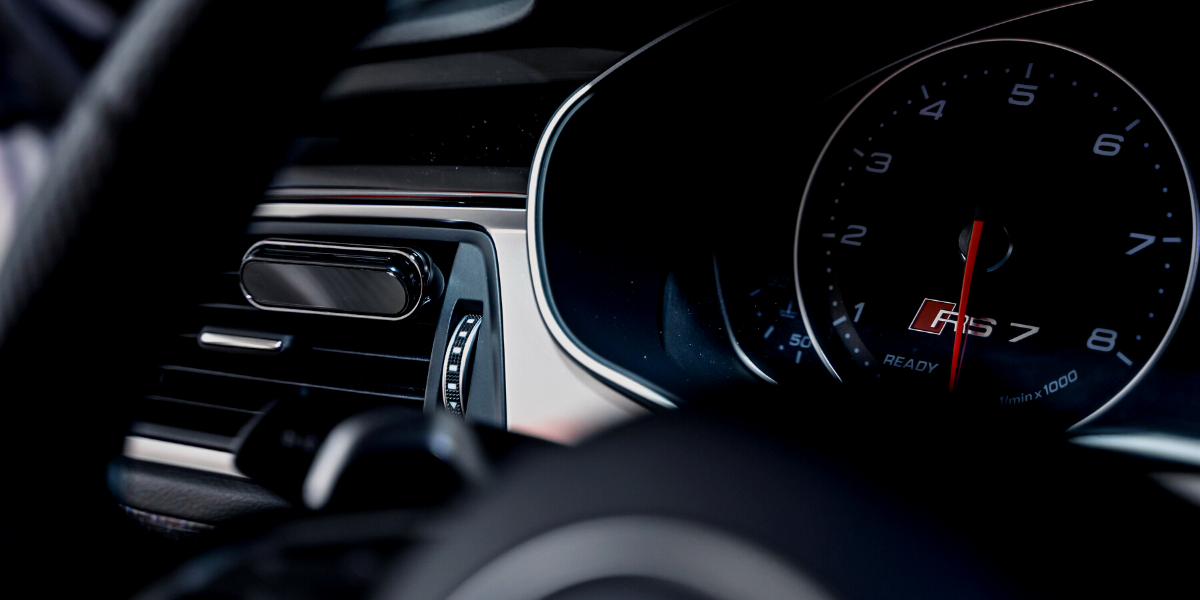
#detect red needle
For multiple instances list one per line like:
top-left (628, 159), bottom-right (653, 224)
top-left (949, 219), bottom-right (984, 392)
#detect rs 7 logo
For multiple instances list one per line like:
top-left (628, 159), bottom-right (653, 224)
top-left (908, 298), bottom-right (1039, 342)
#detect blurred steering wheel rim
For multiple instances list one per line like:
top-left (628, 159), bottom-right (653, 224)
top-left (0, 0), bottom-right (383, 594)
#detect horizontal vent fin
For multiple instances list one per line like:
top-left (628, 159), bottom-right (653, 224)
top-left (137, 246), bottom-right (442, 445)
top-left (131, 397), bottom-right (254, 438)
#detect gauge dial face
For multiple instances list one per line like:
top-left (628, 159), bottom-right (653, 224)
top-left (794, 40), bottom-right (1197, 427)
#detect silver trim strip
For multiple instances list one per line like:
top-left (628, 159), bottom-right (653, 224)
top-left (253, 203), bottom-right (527, 231)
top-left (123, 436), bottom-right (246, 478)
top-left (1072, 432), bottom-right (1200, 467)
top-left (712, 256), bottom-right (777, 385)
top-left (198, 331), bottom-right (283, 352)
top-left (265, 187), bottom-right (526, 201)
top-left (791, 39), bottom-right (1198, 429)
top-left (523, 9), bottom-right (725, 410)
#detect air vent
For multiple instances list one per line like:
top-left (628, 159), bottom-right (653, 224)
top-left (130, 238), bottom-right (454, 451)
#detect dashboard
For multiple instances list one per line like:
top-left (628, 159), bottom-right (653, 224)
top-left (8, 1), bottom-right (1200, 598)
top-left (534, 0), bottom-right (1200, 440)
top-left (109, 0), bottom-right (1200, 527)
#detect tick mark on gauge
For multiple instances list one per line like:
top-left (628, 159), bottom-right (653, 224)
top-left (1049, 73), bottom-right (1055, 78)
top-left (1144, 143), bottom-right (1149, 147)
top-left (1126, 119), bottom-right (1141, 131)
top-left (778, 345), bottom-right (784, 350)
top-left (1167, 212), bottom-right (1173, 218)
top-left (984, 70), bottom-right (989, 74)
top-left (822, 233), bottom-right (836, 238)
top-left (832, 301), bottom-right (838, 306)
top-left (1005, 68), bottom-right (1010, 73)
top-left (1163, 187), bottom-right (1168, 193)
top-left (1165, 263), bottom-right (1171, 269)
top-left (1113, 106), bottom-right (1119, 111)
top-left (762, 325), bottom-right (775, 339)
top-left (749, 288), bottom-right (761, 297)
top-left (921, 85), bottom-right (929, 99)
top-left (941, 81), bottom-right (947, 86)
top-left (962, 74), bottom-right (968, 79)
top-left (1158, 289), bottom-right (1165, 294)
top-left (1155, 164), bottom-right (1160, 169)
top-left (833, 316), bottom-right (848, 326)
top-left (1093, 92), bottom-right (1099, 97)
top-left (1117, 352), bottom-right (1134, 366)
top-left (1137, 335), bottom-right (1143, 340)
top-left (1164, 237), bottom-right (1182, 243)
top-left (1150, 313), bottom-right (1155, 318)
top-left (1025, 63), bottom-right (1033, 78)
top-left (1072, 81), bottom-right (1077, 86)
top-left (853, 148), bottom-right (864, 157)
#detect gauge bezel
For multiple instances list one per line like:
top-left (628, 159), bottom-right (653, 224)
top-left (792, 38), bottom-right (1199, 429)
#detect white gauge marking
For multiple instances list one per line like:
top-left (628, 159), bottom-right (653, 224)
top-left (1126, 233), bottom-right (1156, 254)
top-left (853, 148), bottom-right (864, 157)
top-left (840, 225), bottom-right (868, 246)
top-left (1009, 323), bottom-right (1040, 342)
top-left (832, 316), bottom-right (848, 326)
top-left (921, 84), bottom-right (929, 99)
top-left (762, 325), bottom-right (775, 339)
top-left (1008, 84), bottom-right (1038, 106)
top-left (1117, 352), bottom-right (1134, 366)
top-left (822, 233), bottom-right (836, 238)
top-left (1163, 237), bottom-right (1182, 243)
top-left (1126, 119), bottom-right (1141, 131)
top-left (1025, 62), bottom-right (1033, 78)
top-left (749, 288), bottom-right (761, 297)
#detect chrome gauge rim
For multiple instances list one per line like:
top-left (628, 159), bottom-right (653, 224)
top-left (792, 38), bottom-right (1199, 428)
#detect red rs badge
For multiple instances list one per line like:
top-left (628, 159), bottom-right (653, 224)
top-left (908, 298), bottom-right (958, 334)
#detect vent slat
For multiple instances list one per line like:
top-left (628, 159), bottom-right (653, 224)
top-left (309, 346), bottom-right (431, 362)
top-left (160, 365), bottom-right (425, 402)
top-left (136, 243), bottom-right (443, 445)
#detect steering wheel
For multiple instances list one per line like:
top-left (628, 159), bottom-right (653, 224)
top-left (3, 2), bottom-right (1197, 599)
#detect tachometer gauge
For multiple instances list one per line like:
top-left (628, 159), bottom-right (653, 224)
top-left (794, 40), bottom-right (1197, 428)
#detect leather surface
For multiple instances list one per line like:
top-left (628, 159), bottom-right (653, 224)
top-left (110, 458), bottom-right (292, 524)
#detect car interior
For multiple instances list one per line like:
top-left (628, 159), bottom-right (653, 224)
top-left (3, 1), bottom-right (1200, 598)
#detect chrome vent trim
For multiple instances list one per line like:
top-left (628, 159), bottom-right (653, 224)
top-left (123, 436), bottom-right (246, 478)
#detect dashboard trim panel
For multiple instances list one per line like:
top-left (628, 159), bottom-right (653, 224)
top-left (522, 9), bottom-right (729, 411)
top-left (250, 201), bottom-right (649, 444)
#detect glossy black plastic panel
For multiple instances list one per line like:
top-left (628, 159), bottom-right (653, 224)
top-left (243, 261), bottom-right (409, 315)
top-left (240, 240), bottom-right (443, 320)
